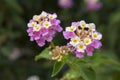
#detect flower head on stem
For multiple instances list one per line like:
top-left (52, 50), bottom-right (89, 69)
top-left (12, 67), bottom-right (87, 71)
top-left (49, 46), bottom-right (70, 62)
top-left (63, 20), bottom-right (102, 58)
top-left (27, 11), bottom-right (63, 47)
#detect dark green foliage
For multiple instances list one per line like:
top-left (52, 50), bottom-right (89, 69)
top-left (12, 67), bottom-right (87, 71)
top-left (51, 61), bottom-right (65, 77)
top-left (0, 0), bottom-right (120, 80)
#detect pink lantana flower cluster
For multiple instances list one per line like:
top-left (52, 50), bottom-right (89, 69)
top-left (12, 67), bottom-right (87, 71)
top-left (58, 0), bottom-right (73, 9)
top-left (85, 0), bottom-right (102, 11)
top-left (63, 20), bottom-right (102, 58)
top-left (27, 11), bottom-right (63, 47)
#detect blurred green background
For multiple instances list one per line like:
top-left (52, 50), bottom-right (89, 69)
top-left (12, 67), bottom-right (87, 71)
top-left (0, 0), bottom-right (120, 80)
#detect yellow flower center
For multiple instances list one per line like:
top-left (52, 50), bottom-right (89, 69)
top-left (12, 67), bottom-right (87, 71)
top-left (79, 44), bottom-right (84, 49)
top-left (94, 34), bottom-right (98, 38)
top-left (36, 27), bottom-right (39, 30)
top-left (44, 22), bottom-right (51, 28)
top-left (50, 16), bottom-right (53, 19)
top-left (32, 23), bottom-right (35, 27)
top-left (85, 40), bottom-right (89, 43)
top-left (36, 17), bottom-right (39, 20)
top-left (84, 38), bottom-right (91, 45)
top-left (70, 27), bottom-right (74, 31)
top-left (81, 23), bottom-right (86, 28)
top-left (73, 39), bottom-right (78, 43)
top-left (45, 23), bottom-right (49, 27)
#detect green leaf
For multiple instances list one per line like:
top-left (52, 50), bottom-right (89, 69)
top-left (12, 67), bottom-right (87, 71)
top-left (91, 51), bottom-right (120, 69)
top-left (81, 67), bottom-right (96, 80)
top-left (67, 57), bottom-right (96, 80)
top-left (61, 69), bottom-right (81, 80)
top-left (51, 61), bottom-right (65, 77)
top-left (5, 0), bottom-right (23, 14)
top-left (35, 48), bottom-right (51, 61)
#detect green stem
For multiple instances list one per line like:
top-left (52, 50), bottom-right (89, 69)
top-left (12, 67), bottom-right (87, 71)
top-left (50, 41), bottom-right (55, 49)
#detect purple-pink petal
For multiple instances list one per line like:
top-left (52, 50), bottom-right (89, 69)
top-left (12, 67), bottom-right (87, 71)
top-left (48, 28), bottom-right (55, 35)
top-left (27, 28), bottom-right (33, 33)
top-left (30, 37), bottom-right (34, 41)
top-left (63, 31), bottom-right (75, 39)
top-left (91, 40), bottom-right (102, 49)
top-left (44, 34), bottom-right (53, 42)
top-left (36, 37), bottom-right (45, 47)
top-left (71, 22), bottom-right (80, 27)
top-left (54, 25), bottom-right (63, 32)
top-left (29, 19), bottom-right (35, 23)
top-left (28, 33), bottom-right (33, 36)
top-left (34, 32), bottom-right (41, 40)
top-left (50, 19), bottom-right (60, 26)
top-left (75, 52), bottom-right (84, 58)
top-left (40, 28), bottom-right (48, 36)
top-left (86, 45), bottom-right (94, 56)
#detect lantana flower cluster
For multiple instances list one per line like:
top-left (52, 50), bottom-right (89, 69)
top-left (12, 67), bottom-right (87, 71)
top-left (27, 11), bottom-right (63, 47)
top-left (85, 0), bottom-right (102, 11)
top-left (58, 0), bottom-right (73, 9)
top-left (49, 46), bottom-right (70, 61)
top-left (63, 20), bottom-right (102, 58)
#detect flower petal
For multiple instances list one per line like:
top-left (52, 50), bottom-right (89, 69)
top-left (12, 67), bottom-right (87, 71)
top-left (63, 31), bottom-right (75, 39)
top-left (86, 45), bottom-right (94, 56)
top-left (91, 40), bottom-right (102, 49)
